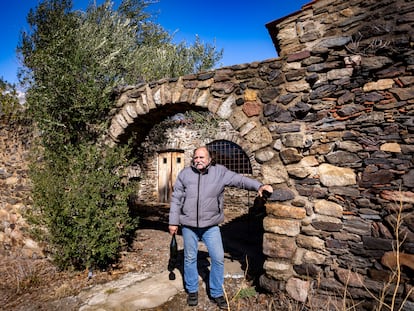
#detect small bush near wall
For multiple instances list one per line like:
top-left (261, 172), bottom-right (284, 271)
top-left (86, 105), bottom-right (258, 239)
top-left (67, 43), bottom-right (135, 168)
top-left (28, 144), bottom-right (138, 270)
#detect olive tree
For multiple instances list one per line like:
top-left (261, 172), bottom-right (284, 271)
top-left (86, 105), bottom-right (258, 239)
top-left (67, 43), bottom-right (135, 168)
top-left (18, 0), bottom-right (222, 270)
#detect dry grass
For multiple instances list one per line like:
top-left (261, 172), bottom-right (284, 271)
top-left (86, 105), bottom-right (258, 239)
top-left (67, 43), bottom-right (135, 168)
top-left (368, 191), bottom-right (413, 311)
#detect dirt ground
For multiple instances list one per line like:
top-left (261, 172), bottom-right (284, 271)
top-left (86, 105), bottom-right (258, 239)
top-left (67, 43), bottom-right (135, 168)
top-left (0, 207), bottom-right (295, 311)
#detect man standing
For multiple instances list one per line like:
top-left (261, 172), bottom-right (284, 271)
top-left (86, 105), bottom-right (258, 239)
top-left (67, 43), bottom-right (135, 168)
top-left (168, 146), bottom-right (273, 309)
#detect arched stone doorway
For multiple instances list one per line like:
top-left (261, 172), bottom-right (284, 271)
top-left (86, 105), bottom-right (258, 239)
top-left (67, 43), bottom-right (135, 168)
top-left (105, 65), bottom-right (287, 291)
top-left (104, 66), bottom-right (279, 277)
top-left (104, 66), bottom-right (279, 217)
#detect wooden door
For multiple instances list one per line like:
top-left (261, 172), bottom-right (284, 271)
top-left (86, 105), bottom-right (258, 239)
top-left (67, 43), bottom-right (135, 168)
top-left (158, 151), bottom-right (184, 203)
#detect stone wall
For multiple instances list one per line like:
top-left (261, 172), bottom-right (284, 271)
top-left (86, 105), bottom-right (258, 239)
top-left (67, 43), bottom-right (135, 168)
top-left (108, 0), bottom-right (414, 308)
top-left (260, 0), bottom-right (414, 308)
top-left (0, 119), bottom-right (43, 258)
top-left (266, 0), bottom-right (412, 58)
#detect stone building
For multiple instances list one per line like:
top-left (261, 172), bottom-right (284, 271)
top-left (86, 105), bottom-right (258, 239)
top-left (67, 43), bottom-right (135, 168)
top-left (1, 0), bottom-right (413, 309)
top-left (106, 0), bottom-right (414, 309)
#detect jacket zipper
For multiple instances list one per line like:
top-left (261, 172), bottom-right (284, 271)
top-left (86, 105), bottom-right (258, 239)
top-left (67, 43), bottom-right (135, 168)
top-left (196, 173), bottom-right (201, 228)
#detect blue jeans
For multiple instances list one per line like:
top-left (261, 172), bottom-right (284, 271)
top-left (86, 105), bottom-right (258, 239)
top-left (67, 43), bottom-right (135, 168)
top-left (182, 225), bottom-right (224, 298)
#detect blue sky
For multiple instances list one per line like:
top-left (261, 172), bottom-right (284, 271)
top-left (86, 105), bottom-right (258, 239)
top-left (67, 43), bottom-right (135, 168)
top-left (1, 0), bottom-right (310, 85)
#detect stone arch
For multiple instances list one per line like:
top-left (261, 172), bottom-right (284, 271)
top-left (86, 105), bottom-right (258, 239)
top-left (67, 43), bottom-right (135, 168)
top-left (107, 73), bottom-right (275, 219)
top-left (106, 75), bottom-right (274, 156)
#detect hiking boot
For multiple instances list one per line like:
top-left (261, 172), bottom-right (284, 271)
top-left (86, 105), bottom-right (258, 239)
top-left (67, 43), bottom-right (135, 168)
top-left (212, 296), bottom-right (228, 310)
top-left (187, 292), bottom-right (198, 306)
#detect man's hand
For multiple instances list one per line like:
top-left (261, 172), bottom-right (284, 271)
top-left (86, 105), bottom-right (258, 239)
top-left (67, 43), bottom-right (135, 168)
top-left (169, 225), bottom-right (178, 235)
top-left (258, 184), bottom-right (273, 197)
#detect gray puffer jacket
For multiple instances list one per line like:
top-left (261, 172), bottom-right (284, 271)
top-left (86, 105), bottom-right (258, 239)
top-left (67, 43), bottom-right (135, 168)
top-left (169, 163), bottom-right (262, 228)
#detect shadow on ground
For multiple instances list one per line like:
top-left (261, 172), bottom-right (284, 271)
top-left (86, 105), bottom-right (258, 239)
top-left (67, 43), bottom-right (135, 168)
top-left (130, 195), bottom-right (267, 286)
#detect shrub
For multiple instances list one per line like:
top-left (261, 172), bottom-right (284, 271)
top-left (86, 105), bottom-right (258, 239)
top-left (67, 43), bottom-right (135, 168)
top-left (29, 143), bottom-right (138, 270)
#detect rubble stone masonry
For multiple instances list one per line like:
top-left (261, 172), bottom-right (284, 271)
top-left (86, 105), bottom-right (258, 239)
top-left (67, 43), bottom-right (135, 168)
top-left (1, 0), bottom-right (413, 309)
top-left (107, 0), bottom-right (414, 308)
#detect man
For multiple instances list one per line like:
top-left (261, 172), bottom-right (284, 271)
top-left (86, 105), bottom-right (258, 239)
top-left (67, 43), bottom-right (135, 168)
top-left (168, 146), bottom-right (273, 309)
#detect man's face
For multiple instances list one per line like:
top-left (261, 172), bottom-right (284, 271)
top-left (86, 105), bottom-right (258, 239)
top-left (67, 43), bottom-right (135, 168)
top-left (193, 148), bottom-right (211, 171)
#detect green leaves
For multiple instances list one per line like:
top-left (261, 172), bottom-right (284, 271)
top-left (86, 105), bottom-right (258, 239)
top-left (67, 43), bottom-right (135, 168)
top-left (19, 0), bottom-right (222, 270)
top-left (30, 144), bottom-right (137, 270)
